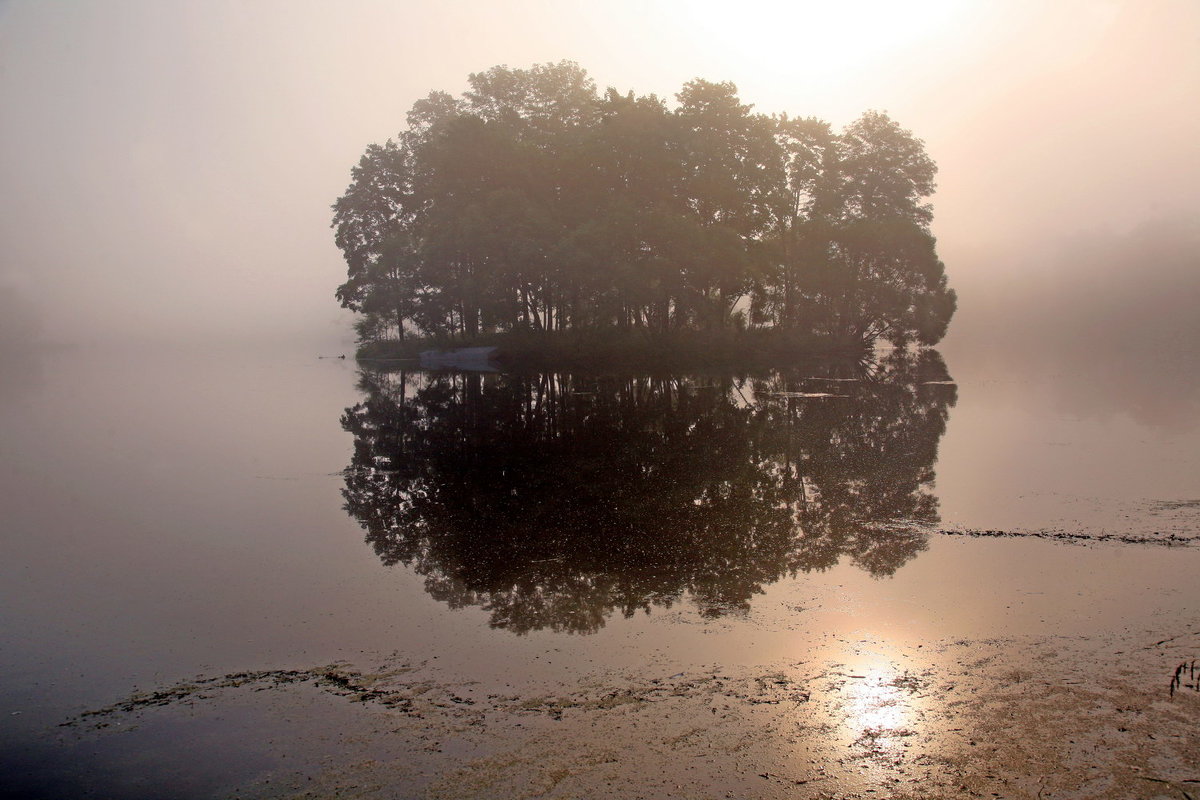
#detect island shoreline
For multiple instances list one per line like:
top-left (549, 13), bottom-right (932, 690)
top-left (357, 329), bottom-right (875, 372)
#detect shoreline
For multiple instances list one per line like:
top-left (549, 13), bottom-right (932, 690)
top-left (356, 330), bottom-right (873, 372)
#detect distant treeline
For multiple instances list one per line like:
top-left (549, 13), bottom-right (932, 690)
top-left (333, 61), bottom-right (955, 349)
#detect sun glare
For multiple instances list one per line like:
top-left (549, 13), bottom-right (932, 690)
top-left (828, 642), bottom-right (929, 765)
top-left (656, 0), bottom-right (972, 112)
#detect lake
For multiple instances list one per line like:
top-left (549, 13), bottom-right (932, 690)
top-left (1, 343), bottom-right (1196, 798)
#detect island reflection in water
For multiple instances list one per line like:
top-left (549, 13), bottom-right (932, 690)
top-left (339, 349), bottom-right (956, 634)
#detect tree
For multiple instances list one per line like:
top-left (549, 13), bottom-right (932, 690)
top-left (673, 80), bottom-right (781, 329)
top-left (331, 65), bottom-right (955, 349)
top-left (333, 140), bottom-right (411, 315)
top-left (771, 111), bottom-right (956, 345)
top-left (753, 114), bottom-right (836, 329)
top-left (838, 110), bottom-right (936, 226)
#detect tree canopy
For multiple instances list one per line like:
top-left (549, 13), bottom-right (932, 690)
top-left (333, 61), bottom-right (955, 349)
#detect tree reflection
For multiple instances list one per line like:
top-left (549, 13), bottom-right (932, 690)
top-left (340, 351), bottom-right (955, 634)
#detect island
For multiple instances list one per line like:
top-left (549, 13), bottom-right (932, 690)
top-left (332, 61), bottom-right (956, 366)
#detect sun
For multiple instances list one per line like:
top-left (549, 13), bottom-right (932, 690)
top-left (642, 0), bottom-right (975, 115)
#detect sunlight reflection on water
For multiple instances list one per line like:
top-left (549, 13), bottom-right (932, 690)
top-left (840, 649), bottom-right (919, 742)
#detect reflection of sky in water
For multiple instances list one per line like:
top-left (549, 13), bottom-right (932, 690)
top-left (934, 361), bottom-right (1200, 537)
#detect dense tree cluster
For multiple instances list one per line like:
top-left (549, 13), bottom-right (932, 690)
top-left (339, 351), bottom-right (956, 634)
top-left (334, 62), bottom-right (955, 348)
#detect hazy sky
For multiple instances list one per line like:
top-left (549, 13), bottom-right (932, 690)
top-left (1, 0), bottom-right (1197, 347)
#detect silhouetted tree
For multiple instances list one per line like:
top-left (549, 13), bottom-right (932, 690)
top-left (333, 63), bottom-right (955, 348)
top-left (757, 111), bottom-right (956, 345)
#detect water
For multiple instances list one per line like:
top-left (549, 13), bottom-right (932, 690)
top-left (1, 343), bottom-right (1196, 797)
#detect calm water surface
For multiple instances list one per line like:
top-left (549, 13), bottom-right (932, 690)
top-left (1, 344), bottom-right (1196, 796)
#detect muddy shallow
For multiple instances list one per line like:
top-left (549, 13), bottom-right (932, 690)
top-left (1, 346), bottom-right (1197, 798)
top-left (52, 610), bottom-right (1200, 799)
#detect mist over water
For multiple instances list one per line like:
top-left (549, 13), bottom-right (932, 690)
top-left (945, 217), bottom-right (1200, 430)
top-left (1, 1), bottom-right (1197, 354)
top-left (2, 2), bottom-right (1198, 797)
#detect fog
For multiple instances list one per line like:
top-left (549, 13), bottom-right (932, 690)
top-left (3, 6), bottom-right (1199, 792)
top-left (943, 217), bottom-right (1200, 431)
top-left (0, 0), bottom-right (1196, 352)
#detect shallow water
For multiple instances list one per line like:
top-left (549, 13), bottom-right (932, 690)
top-left (1, 344), bottom-right (1196, 797)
